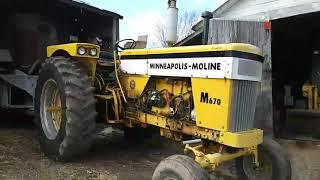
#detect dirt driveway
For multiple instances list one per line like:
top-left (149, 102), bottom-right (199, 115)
top-left (0, 112), bottom-right (319, 180)
top-left (0, 112), bottom-right (186, 180)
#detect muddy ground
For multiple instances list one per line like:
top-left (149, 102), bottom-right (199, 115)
top-left (0, 112), bottom-right (319, 180)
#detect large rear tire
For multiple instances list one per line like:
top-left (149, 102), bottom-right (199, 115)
top-left (236, 137), bottom-right (291, 180)
top-left (152, 155), bottom-right (211, 180)
top-left (34, 57), bottom-right (96, 161)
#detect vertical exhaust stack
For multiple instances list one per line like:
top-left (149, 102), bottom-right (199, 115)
top-left (202, 11), bottom-right (213, 45)
top-left (166, 0), bottom-right (178, 46)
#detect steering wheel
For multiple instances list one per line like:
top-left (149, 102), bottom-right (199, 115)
top-left (114, 39), bottom-right (137, 51)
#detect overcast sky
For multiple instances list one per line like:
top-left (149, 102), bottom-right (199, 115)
top-left (81, 0), bottom-right (227, 46)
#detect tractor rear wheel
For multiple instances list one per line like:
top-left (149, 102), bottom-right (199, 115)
top-left (236, 137), bottom-right (291, 180)
top-left (152, 155), bottom-right (211, 180)
top-left (34, 57), bottom-right (96, 161)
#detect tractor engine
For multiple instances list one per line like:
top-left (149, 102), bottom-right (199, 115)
top-left (118, 43), bottom-right (264, 138)
top-left (139, 78), bottom-right (193, 121)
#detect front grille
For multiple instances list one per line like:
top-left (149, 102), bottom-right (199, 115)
top-left (229, 80), bottom-right (259, 132)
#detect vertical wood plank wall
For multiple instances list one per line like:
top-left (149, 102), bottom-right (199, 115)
top-left (208, 19), bottom-right (273, 135)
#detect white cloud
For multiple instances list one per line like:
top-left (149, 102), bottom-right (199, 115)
top-left (120, 10), bottom-right (165, 47)
top-left (216, 0), bottom-right (228, 7)
top-left (194, 0), bottom-right (209, 5)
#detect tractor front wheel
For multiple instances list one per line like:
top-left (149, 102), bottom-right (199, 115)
top-left (34, 57), bottom-right (96, 161)
top-left (152, 155), bottom-right (211, 180)
top-left (236, 137), bottom-right (291, 180)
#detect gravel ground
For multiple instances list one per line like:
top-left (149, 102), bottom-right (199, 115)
top-left (278, 139), bottom-right (320, 180)
top-left (0, 112), bottom-right (183, 180)
top-left (0, 112), bottom-right (319, 180)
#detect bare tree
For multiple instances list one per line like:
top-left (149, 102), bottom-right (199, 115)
top-left (155, 22), bottom-right (169, 47)
top-left (177, 11), bottom-right (199, 41)
top-left (154, 11), bottom-right (199, 47)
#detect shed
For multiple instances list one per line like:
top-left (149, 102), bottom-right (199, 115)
top-left (0, 0), bottom-right (122, 110)
top-left (0, 0), bottom-right (122, 68)
top-left (177, 0), bottom-right (320, 139)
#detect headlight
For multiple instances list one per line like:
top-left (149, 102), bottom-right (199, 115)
top-left (89, 48), bottom-right (97, 56)
top-left (77, 47), bottom-right (86, 55)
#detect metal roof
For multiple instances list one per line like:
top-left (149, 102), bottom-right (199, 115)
top-left (174, 28), bottom-right (202, 46)
top-left (191, 0), bottom-right (235, 32)
top-left (57, 0), bottom-right (123, 19)
top-left (176, 0), bottom-right (320, 46)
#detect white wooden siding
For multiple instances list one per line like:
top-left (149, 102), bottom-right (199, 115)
top-left (215, 0), bottom-right (320, 20)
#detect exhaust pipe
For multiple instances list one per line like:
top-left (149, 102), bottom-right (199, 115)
top-left (166, 0), bottom-right (178, 46)
top-left (201, 11), bottom-right (213, 45)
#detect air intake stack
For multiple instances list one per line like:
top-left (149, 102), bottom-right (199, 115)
top-left (166, 0), bottom-right (178, 46)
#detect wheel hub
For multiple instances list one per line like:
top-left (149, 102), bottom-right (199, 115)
top-left (243, 151), bottom-right (273, 179)
top-left (40, 79), bottom-right (62, 140)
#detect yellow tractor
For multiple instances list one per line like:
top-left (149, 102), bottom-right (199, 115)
top-left (34, 40), bottom-right (291, 179)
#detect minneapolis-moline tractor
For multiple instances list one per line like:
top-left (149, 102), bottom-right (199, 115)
top-left (35, 40), bottom-right (291, 179)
